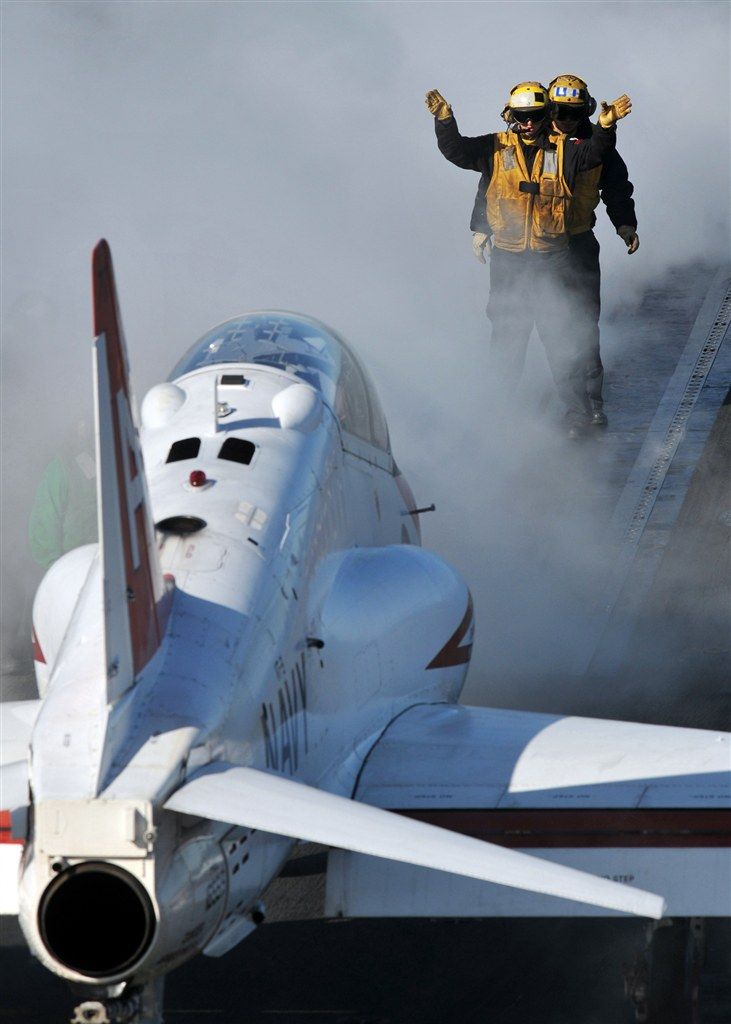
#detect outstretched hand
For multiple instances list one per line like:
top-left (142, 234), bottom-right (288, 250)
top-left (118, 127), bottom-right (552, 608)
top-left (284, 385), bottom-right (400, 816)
top-left (618, 225), bottom-right (640, 254)
top-left (425, 89), bottom-right (452, 120)
top-left (598, 94), bottom-right (632, 127)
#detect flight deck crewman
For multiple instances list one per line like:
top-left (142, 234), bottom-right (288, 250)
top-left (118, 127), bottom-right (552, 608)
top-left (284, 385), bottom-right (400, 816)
top-left (470, 75), bottom-right (639, 428)
top-left (548, 74), bottom-right (638, 427)
top-left (426, 82), bottom-right (632, 437)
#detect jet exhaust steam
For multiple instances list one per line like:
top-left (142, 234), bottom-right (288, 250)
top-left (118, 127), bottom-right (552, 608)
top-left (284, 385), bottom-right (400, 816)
top-left (38, 862), bottom-right (156, 979)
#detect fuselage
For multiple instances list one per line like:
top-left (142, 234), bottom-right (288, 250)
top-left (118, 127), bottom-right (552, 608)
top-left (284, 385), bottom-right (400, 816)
top-left (21, 312), bottom-right (472, 984)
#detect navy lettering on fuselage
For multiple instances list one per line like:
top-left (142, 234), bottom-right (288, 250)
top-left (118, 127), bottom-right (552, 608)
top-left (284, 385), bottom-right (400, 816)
top-left (260, 651), bottom-right (308, 775)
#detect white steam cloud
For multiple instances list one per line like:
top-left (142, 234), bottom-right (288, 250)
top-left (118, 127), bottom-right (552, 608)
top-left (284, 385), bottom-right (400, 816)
top-left (1, 1), bottom-right (728, 697)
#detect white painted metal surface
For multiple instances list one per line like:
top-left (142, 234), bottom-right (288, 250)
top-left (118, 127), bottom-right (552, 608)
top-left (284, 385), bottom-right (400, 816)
top-left (353, 705), bottom-right (731, 809)
top-left (0, 761), bottom-right (29, 813)
top-left (272, 382), bottom-right (323, 432)
top-left (166, 765), bottom-right (665, 919)
top-left (140, 383), bottom-right (186, 429)
top-left (326, 847), bottom-right (731, 918)
top-left (2, 243), bottom-right (728, 1019)
top-left (30, 545), bottom-right (97, 698)
top-left (0, 700), bottom-right (41, 765)
top-left (35, 799), bottom-right (153, 858)
top-left (0, 847), bottom-right (21, 915)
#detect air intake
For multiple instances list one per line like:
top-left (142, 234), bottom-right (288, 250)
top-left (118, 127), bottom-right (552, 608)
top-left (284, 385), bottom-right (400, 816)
top-left (156, 515), bottom-right (206, 536)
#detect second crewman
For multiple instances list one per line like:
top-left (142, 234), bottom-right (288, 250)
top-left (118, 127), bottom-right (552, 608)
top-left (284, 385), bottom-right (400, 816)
top-left (426, 82), bottom-right (632, 436)
top-left (548, 74), bottom-right (638, 426)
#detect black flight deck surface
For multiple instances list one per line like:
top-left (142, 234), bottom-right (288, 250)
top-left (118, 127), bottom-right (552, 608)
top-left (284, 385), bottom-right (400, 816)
top-left (1, 263), bottom-right (729, 1023)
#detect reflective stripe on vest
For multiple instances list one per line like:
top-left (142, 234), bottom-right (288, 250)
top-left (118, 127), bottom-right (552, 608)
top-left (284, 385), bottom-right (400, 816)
top-left (486, 132), bottom-right (571, 252)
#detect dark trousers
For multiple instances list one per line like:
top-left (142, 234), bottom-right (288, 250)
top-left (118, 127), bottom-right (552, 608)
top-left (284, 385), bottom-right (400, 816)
top-left (486, 247), bottom-right (593, 423)
top-left (568, 230), bottom-right (603, 407)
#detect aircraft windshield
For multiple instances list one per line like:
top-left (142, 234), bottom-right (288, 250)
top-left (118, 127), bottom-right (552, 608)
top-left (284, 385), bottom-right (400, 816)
top-left (168, 313), bottom-right (341, 402)
top-left (169, 311), bottom-right (390, 452)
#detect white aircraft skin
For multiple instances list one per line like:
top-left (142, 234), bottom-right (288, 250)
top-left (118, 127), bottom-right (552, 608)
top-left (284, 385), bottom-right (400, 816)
top-left (1, 241), bottom-right (728, 1024)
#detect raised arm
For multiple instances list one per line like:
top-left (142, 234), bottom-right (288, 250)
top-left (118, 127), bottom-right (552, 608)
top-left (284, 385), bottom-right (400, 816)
top-left (425, 89), bottom-right (494, 173)
top-left (572, 93), bottom-right (633, 173)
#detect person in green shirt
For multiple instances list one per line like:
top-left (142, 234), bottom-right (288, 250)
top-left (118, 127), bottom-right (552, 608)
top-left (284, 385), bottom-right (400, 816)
top-left (28, 421), bottom-right (97, 570)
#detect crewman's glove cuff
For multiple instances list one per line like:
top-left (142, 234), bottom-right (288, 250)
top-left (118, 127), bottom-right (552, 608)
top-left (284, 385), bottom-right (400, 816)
top-left (617, 225), bottom-right (640, 253)
top-left (472, 232), bottom-right (491, 264)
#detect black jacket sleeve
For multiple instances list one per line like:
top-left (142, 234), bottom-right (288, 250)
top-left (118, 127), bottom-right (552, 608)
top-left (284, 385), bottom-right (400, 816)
top-left (563, 124), bottom-right (617, 185)
top-left (434, 115), bottom-right (494, 175)
top-left (599, 148), bottom-right (637, 231)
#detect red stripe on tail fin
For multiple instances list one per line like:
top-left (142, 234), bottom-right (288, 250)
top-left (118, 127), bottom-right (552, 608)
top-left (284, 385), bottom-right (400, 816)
top-left (92, 240), bottom-right (171, 699)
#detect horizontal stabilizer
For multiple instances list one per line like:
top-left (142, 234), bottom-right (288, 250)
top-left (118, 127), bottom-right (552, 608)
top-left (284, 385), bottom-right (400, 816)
top-left (0, 845), bottom-right (22, 914)
top-left (165, 765), bottom-right (665, 919)
top-left (0, 761), bottom-right (29, 813)
top-left (1, 700), bottom-right (41, 767)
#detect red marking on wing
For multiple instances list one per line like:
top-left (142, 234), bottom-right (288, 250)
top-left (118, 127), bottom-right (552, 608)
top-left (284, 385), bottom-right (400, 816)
top-left (31, 627), bottom-right (46, 664)
top-left (427, 593), bottom-right (474, 670)
top-left (397, 809), bottom-right (731, 849)
top-left (93, 240), bottom-right (170, 675)
top-left (0, 810), bottom-right (23, 845)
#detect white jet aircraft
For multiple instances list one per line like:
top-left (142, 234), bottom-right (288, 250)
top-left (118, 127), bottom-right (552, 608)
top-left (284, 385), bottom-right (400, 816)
top-left (1, 241), bottom-right (729, 1024)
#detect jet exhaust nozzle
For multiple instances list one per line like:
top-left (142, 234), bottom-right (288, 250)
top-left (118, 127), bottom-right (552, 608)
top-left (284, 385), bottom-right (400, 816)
top-left (39, 862), bottom-right (156, 979)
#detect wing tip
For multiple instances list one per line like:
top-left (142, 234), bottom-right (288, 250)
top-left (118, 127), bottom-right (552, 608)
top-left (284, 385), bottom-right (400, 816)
top-left (647, 894), bottom-right (667, 921)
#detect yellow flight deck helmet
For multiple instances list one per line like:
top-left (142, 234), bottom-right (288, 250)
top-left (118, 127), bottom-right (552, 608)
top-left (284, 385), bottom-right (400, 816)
top-left (502, 81), bottom-right (549, 127)
top-left (548, 74), bottom-right (597, 119)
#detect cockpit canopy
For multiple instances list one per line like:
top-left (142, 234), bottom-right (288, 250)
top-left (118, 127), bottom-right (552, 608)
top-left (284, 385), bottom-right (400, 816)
top-left (169, 312), bottom-right (389, 452)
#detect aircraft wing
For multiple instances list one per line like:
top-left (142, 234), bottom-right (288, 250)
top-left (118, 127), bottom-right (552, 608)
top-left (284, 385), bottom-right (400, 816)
top-left (352, 703), bottom-right (730, 810)
top-left (166, 763), bottom-right (665, 919)
top-left (325, 703), bottom-right (731, 918)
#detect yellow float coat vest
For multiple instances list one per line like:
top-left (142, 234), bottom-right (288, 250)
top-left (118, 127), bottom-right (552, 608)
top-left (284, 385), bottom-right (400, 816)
top-left (486, 131), bottom-right (571, 252)
top-left (566, 164), bottom-right (601, 235)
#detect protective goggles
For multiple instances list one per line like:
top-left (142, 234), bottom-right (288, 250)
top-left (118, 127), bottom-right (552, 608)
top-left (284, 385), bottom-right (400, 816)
top-left (510, 108), bottom-right (547, 124)
top-left (551, 104), bottom-right (584, 121)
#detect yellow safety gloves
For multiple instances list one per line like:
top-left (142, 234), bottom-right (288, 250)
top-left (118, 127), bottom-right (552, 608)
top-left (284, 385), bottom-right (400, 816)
top-left (598, 94), bottom-right (632, 127)
top-left (471, 232), bottom-right (491, 264)
top-left (425, 89), bottom-right (452, 120)
top-left (618, 225), bottom-right (640, 254)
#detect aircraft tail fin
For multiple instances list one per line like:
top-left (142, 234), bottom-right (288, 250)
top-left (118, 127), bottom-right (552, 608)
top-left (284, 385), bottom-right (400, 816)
top-left (92, 240), bottom-right (171, 703)
top-left (165, 765), bottom-right (665, 919)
